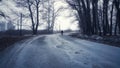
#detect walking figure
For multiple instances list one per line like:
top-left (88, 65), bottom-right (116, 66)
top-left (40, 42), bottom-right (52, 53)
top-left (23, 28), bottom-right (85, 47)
top-left (61, 30), bottom-right (64, 35)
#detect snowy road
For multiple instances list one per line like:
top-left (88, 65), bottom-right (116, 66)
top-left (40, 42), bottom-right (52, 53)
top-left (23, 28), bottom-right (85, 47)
top-left (0, 35), bottom-right (120, 68)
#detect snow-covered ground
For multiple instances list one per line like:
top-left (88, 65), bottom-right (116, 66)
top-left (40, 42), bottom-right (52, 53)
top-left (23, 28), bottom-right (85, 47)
top-left (0, 34), bottom-right (120, 68)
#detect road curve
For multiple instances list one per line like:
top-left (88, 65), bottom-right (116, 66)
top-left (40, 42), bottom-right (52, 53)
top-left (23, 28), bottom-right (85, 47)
top-left (0, 35), bottom-right (120, 68)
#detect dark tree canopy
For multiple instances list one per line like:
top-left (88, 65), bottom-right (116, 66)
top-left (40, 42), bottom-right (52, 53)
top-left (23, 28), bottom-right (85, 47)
top-left (66, 0), bottom-right (120, 36)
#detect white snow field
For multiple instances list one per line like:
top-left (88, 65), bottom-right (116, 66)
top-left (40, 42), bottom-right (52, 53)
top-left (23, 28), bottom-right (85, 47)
top-left (0, 34), bottom-right (120, 68)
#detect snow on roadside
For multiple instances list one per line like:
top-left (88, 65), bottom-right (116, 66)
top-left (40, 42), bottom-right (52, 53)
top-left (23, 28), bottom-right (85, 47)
top-left (0, 35), bottom-right (120, 68)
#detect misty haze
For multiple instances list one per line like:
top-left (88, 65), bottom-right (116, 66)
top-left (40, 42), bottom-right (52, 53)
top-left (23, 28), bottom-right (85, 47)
top-left (0, 0), bottom-right (120, 68)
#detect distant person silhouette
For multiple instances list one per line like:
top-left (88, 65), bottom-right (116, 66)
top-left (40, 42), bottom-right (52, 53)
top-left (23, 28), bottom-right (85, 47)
top-left (61, 30), bottom-right (64, 35)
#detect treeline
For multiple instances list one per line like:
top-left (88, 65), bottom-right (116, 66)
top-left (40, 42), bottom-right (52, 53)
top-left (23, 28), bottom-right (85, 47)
top-left (9, 0), bottom-right (63, 35)
top-left (14, 0), bottom-right (56, 34)
top-left (67, 0), bottom-right (120, 36)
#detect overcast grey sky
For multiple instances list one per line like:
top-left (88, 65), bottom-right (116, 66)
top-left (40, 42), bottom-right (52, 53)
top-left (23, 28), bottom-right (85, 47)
top-left (0, 0), bottom-right (78, 31)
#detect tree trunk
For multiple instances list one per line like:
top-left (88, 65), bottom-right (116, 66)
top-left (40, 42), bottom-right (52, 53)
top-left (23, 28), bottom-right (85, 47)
top-left (110, 2), bottom-right (114, 36)
top-left (20, 13), bottom-right (23, 36)
top-left (35, 3), bottom-right (39, 35)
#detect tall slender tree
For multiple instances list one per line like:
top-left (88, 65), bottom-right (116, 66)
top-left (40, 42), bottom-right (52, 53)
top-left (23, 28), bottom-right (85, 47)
top-left (114, 0), bottom-right (120, 35)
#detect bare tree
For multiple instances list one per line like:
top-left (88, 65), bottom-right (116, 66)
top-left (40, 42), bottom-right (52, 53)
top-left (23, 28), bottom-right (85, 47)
top-left (66, 0), bottom-right (93, 35)
top-left (66, 0), bottom-right (120, 36)
top-left (114, 0), bottom-right (120, 35)
top-left (27, 0), bottom-right (41, 34)
top-left (14, 0), bottom-right (43, 34)
top-left (19, 13), bottom-right (23, 36)
top-left (43, 0), bottom-right (64, 32)
top-left (110, 0), bottom-right (114, 35)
